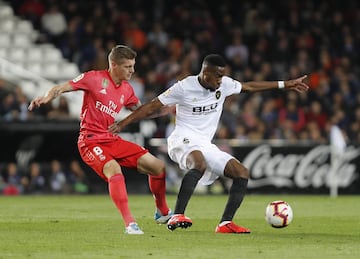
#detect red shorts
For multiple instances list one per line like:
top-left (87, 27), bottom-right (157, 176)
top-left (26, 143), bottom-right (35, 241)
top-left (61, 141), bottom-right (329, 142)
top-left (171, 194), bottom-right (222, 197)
top-left (77, 134), bottom-right (148, 181)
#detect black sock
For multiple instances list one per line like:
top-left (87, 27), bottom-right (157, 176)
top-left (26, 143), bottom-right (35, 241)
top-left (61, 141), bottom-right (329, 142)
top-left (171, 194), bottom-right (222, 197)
top-left (174, 169), bottom-right (203, 214)
top-left (220, 177), bottom-right (248, 223)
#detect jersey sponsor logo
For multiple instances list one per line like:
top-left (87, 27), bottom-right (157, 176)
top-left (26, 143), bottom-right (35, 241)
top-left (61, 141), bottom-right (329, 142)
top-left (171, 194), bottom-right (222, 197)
top-left (95, 100), bottom-right (118, 118)
top-left (192, 102), bottom-right (218, 115)
top-left (72, 73), bottom-right (84, 83)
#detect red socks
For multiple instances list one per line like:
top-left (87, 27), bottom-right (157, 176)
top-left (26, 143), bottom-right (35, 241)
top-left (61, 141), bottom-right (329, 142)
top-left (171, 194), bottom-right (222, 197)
top-left (148, 172), bottom-right (170, 215)
top-left (108, 174), bottom-right (135, 226)
top-left (108, 172), bottom-right (169, 227)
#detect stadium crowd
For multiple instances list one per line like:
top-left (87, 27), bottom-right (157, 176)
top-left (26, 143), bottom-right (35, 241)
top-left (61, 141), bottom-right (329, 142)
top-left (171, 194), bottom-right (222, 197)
top-left (1, 0), bottom-right (358, 143)
top-left (0, 159), bottom-right (90, 195)
top-left (1, 0), bottom-right (359, 194)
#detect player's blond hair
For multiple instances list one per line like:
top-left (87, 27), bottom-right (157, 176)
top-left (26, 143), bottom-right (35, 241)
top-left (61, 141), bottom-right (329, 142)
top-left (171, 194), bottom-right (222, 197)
top-left (108, 45), bottom-right (137, 64)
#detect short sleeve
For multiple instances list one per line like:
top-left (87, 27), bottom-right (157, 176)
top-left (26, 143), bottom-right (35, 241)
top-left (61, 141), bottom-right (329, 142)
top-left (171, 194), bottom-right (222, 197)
top-left (158, 81), bottom-right (184, 105)
top-left (124, 84), bottom-right (139, 108)
top-left (222, 76), bottom-right (242, 95)
top-left (69, 71), bottom-right (93, 91)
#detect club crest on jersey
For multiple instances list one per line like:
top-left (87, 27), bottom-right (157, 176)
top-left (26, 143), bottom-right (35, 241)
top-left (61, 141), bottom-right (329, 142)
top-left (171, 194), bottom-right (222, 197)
top-left (102, 78), bottom-right (109, 88)
top-left (215, 90), bottom-right (221, 99)
top-left (183, 138), bottom-right (190, 144)
top-left (99, 78), bottom-right (109, 94)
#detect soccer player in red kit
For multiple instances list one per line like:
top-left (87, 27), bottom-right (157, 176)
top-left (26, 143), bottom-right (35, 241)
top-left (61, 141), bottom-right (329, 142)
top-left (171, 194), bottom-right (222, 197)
top-left (28, 45), bottom-right (172, 234)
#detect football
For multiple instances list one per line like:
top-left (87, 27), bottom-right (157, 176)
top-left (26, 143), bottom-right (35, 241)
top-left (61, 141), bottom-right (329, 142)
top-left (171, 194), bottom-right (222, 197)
top-left (265, 200), bottom-right (293, 228)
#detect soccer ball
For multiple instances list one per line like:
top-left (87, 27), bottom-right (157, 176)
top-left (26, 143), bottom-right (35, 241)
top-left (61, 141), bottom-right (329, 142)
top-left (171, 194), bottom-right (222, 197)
top-left (265, 200), bottom-right (293, 228)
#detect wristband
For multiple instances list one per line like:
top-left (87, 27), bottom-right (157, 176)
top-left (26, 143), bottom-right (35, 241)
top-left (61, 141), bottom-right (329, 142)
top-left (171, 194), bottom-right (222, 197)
top-left (278, 81), bottom-right (285, 89)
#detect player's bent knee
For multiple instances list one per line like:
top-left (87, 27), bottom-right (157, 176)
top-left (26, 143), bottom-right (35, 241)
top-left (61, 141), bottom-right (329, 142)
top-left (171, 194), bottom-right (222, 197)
top-left (191, 165), bottom-right (206, 174)
top-left (137, 153), bottom-right (165, 175)
top-left (187, 160), bottom-right (207, 173)
top-left (235, 164), bottom-right (249, 179)
top-left (103, 160), bottom-right (122, 179)
top-left (152, 159), bottom-right (165, 175)
top-left (148, 156), bottom-right (165, 174)
top-left (240, 167), bottom-right (250, 179)
top-left (225, 160), bottom-right (249, 179)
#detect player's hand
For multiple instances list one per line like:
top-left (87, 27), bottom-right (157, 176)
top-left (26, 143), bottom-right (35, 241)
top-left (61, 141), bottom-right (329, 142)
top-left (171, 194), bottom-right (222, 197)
top-left (285, 75), bottom-right (309, 93)
top-left (108, 122), bottom-right (123, 134)
top-left (28, 97), bottom-right (45, 111)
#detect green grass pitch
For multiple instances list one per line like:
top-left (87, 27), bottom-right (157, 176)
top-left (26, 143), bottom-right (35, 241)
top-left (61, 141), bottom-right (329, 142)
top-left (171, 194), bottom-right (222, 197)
top-left (0, 194), bottom-right (359, 259)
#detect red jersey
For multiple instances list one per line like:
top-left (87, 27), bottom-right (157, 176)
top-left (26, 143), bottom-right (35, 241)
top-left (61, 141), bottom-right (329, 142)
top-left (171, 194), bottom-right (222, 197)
top-left (69, 70), bottom-right (139, 141)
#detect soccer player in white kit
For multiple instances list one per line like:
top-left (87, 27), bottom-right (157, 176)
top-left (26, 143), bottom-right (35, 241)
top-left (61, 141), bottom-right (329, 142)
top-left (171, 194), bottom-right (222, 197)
top-left (110, 54), bottom-right (309, 233)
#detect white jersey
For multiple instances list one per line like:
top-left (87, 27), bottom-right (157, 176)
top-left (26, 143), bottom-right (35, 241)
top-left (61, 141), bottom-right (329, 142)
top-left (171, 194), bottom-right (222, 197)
top-left (158, 75), bottom-right (242, 140)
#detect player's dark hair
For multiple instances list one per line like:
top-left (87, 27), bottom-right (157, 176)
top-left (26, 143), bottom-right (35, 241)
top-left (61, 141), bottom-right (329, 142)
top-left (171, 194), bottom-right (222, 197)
top-left (109, 45), bottom-right (137, 63)
top-left (203, 54), bottom-right (226, 67)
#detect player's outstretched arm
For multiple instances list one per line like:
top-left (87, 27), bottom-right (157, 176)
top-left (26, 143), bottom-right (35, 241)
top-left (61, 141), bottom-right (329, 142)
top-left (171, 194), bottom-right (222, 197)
top-left (241, 75), bottom-right (309, 93)
top-left (28, 82), bottom-right (73, 111)
top-left (108, 98), bottom-right (164, 134)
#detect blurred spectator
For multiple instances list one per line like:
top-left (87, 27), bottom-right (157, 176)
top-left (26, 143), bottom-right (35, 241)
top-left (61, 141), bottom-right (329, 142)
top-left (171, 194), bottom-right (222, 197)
top-left (2, 163), bottom-right (22, 195)
top-left (278, 92), bottom-right (306, 134)
top-left (40, 4), bottom-right (67, 47)
top-left (17, 0), bottom-right (45, 29)
top-left (235, 124), bottom-right (249, 141)
top-left (225, 30), bottom-right (249, 67)
top-left (0, 79), bottom-right (10, 101)
top-left (76, 21), bottom-right (98, 72)
top-left (239, 95), bottom-right (261, 134)
top-left (0, 167), bottom-right (5, 193)
top-left (271, 32), bottom-right (291, 76)
top-left (220, 96), bottom-right (239, 138)
top-left (128, 73), bottom-right (145, 103)
top-left (305, 121), bottom-right (327, 143)
top-left (305, 100), bottom-right (328, 131)
top-left (27, 162), bottom-right (46, 194)
top-left (349, 106), bottom-right (360, 143)
top-left (260, 98), bottom-right (278, 138)
top-left (16, 92), bottom-right (31, 121)
top-left (0, 85), bottom-right (32, 121)
top-left (123, 21), bottom-right (147, 51)
top-left (49, 160), bottom-right (67, 194)
top-left (46, 96), bottom-right (70, 120)
top-left (0, 92), bottom-right (19, 121)
top-left (155, 51), bottom-right (181, 88)
top-left (147, 22), bottom-right (169, 49)
top-left (67, 160), bottom-right (89, 194)
top-left (91, 37), bottom-right (108, 70)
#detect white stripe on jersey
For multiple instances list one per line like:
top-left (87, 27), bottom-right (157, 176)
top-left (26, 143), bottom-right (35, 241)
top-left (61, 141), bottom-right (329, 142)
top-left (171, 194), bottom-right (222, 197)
top-left (158, 75), bottom-right (242, 140)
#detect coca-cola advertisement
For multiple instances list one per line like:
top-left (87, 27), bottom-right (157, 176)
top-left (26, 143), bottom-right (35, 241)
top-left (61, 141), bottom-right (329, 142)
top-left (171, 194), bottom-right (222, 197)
top-left (236, 144), bottom-right (360, 194)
